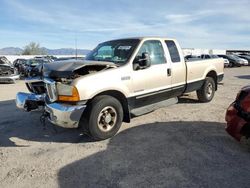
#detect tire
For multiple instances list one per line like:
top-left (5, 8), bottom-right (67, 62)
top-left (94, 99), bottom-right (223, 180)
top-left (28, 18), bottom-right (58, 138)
top-left (229, 62), bottom-right (233, 67)
top-left (197, 77), bottom-right (215, 103)
top-left (86, 95), bottom-right (123, 140)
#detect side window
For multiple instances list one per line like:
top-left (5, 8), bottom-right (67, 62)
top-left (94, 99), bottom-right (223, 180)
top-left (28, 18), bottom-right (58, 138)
top-left (136, 40), bottom-right (166, 65)
top-left (165, 40), bottom-right (181, 63)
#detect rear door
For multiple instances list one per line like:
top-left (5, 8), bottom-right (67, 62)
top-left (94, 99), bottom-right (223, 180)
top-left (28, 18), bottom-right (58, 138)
top-left (131, 39), bottom-right (172, 108)
top-left (164, 40), bottom-right (186, 96)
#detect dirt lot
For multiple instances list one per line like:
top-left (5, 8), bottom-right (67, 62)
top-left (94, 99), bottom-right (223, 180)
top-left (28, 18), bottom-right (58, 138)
top-left (0, 67), bottom-right (250, 188)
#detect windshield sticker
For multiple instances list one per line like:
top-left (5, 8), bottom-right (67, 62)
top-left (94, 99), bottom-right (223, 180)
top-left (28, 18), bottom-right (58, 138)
top-left (118, 46), bottom-right (132, 50)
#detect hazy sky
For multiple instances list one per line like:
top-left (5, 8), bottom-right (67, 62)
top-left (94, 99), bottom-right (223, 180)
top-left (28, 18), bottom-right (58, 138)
top-left (0, 0), bottom-right (249, 50)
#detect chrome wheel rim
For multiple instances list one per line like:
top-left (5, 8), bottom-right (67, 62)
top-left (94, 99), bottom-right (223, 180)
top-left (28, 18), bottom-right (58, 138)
top-left (97, 106), bottom-right (117, 132)
top-left (206, 83), bottom-right (213, 98)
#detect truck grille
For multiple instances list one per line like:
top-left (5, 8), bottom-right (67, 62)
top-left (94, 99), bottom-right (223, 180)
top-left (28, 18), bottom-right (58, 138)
top-left (44, 78), bottom-right (57, 102)
top-left (26, 82), bottom-right (45, 94)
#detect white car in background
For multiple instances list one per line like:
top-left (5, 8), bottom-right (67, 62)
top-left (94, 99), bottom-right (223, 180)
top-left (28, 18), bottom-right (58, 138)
top-left (222, 58), bottom-right (230, 67)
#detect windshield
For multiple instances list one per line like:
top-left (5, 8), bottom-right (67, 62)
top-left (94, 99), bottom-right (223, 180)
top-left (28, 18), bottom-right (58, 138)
top-left (85, 39), bottom-right (140, 64)
top-left (240, 55), bottom-right (250, 60)
top-left (229, 55), bottom-right (241, 60)
top-left (27, 59), bottom-right (47, 66)
top-left (211, 55), bottom-right (219, 58)
top-left (19, 59), bottom-right (27, 64)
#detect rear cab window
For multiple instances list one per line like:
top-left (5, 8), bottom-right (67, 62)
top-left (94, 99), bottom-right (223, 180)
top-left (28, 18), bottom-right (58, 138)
top-left (165, 40), bottom-right (181, 63)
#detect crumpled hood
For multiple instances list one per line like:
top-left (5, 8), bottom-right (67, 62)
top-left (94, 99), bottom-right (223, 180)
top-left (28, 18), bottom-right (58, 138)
top-left (43, 60), bottom-right (116, 78)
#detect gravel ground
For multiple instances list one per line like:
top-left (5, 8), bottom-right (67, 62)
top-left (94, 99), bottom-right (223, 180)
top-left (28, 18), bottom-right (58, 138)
top-left (0, 67), bottom-right (250, 188)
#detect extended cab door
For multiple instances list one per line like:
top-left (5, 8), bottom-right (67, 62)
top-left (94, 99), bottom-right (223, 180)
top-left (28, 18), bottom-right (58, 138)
top-left (130, 40), bottom-right (172, 109)
top-left (164, 40), bottom-right (186, 96)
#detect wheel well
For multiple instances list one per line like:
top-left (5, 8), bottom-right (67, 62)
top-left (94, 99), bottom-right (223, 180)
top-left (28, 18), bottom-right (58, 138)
top-left (206, 71), bottom-right (217, 90)
top-left (89, 90), bottom-right (130, 123)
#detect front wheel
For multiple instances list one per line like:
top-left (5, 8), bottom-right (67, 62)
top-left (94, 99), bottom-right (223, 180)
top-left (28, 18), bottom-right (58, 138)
top-left (87, 95), bottom-right (123, 140)
top-left (197, 77), bottom-right (215, 103)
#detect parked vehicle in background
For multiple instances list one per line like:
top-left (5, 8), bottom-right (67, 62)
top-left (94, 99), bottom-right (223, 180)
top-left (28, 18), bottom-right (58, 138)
top-left (13, 59), bottom-right (27, 75)
top-left (222, 58), bottom-right (230, 67)
top-left (35, 55), bottom-right (57, 62)
top-left (54, 57), bottom-right (78, 61)
top-left (184, 55), bottom-right (200, 61)
top-left (199, 54), bottom-right (219, 59)
top-left (199, 54), bottom-right (229, 67)
top-left (217, 55), bottom-right (246, 67)
top-left (20, 58), bottom-right (51, 77)
top-left (232, 55), bottom-right (248, 66)
top-left (239, 53), bottom-right (250, 56)
top-left (225, 85), bottom-right (250, 141)
top-left (236, 55), bottom-right (250, 65)
top-left (0, 56), bottom-right (15, 76)
top-left (16, 37), bottom-right (224, 140)
top-left (0, 56), bottom-right (19, 83)
top-left (185, 55), bottom-right (199, 60)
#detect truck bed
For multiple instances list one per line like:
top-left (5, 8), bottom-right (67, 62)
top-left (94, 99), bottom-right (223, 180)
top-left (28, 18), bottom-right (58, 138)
top-left (184, 58), bottom-right (224, 93)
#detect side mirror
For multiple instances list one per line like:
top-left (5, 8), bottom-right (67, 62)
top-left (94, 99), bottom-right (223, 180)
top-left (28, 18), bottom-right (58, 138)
top-left (133, 52), bottom-right (151, 70)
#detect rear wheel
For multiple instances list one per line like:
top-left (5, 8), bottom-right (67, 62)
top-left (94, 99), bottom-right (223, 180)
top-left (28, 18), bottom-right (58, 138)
top-left (86, 95), bottom-right (123, 140)
top-left (197, 77), bottom-right (215, 102)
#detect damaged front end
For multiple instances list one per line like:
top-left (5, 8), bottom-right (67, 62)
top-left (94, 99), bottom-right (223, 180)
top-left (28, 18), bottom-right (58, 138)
top-left (16, 76), bottom-right (87, 128)
top-left (15, 60), bottom-right (116, 128)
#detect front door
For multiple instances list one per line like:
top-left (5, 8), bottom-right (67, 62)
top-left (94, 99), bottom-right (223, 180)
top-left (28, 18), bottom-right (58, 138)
top-left (131, 40), bottom-right (172, 109)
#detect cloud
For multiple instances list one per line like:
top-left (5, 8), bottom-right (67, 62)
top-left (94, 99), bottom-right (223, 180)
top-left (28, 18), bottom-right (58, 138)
top-left (165, 10), bottom-right (215, 24)
top-left (1, 0), bottom-right (250, 49)
top-left (5, 0), bottom-right (55, 24)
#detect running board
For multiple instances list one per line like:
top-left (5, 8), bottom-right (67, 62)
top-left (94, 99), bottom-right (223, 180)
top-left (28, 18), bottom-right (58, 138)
top-left (131, 97), bottom-right (178, 117)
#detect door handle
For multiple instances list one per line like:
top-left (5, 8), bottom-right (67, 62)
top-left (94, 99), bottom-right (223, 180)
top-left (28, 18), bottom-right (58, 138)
top-left (167, 68), bottom-right (171, 76)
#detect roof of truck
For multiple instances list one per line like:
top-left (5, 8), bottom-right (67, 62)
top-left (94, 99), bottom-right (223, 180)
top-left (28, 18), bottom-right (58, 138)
top-left (109, 37), bottom-right (176, 41)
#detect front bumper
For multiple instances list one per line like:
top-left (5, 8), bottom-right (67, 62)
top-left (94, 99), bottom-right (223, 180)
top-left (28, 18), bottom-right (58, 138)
top-left (243, 61), bottom-right (248, 66)
top-left (239, 61), bottom-right (248, 66)
top-left (16, 92), bottom-right (86, 128)
top-left (45, 102), bottom-right (86, 128)
top-left (16, 92), bottom-right (44, 111)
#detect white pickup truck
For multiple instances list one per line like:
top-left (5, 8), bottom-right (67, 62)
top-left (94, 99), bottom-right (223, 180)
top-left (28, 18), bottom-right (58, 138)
top-left (16, 37), bottom-right (224, 140)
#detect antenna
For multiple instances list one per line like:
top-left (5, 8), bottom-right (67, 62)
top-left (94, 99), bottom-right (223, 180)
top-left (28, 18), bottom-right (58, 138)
top-left (75, 34), bottom-right (78, 60)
